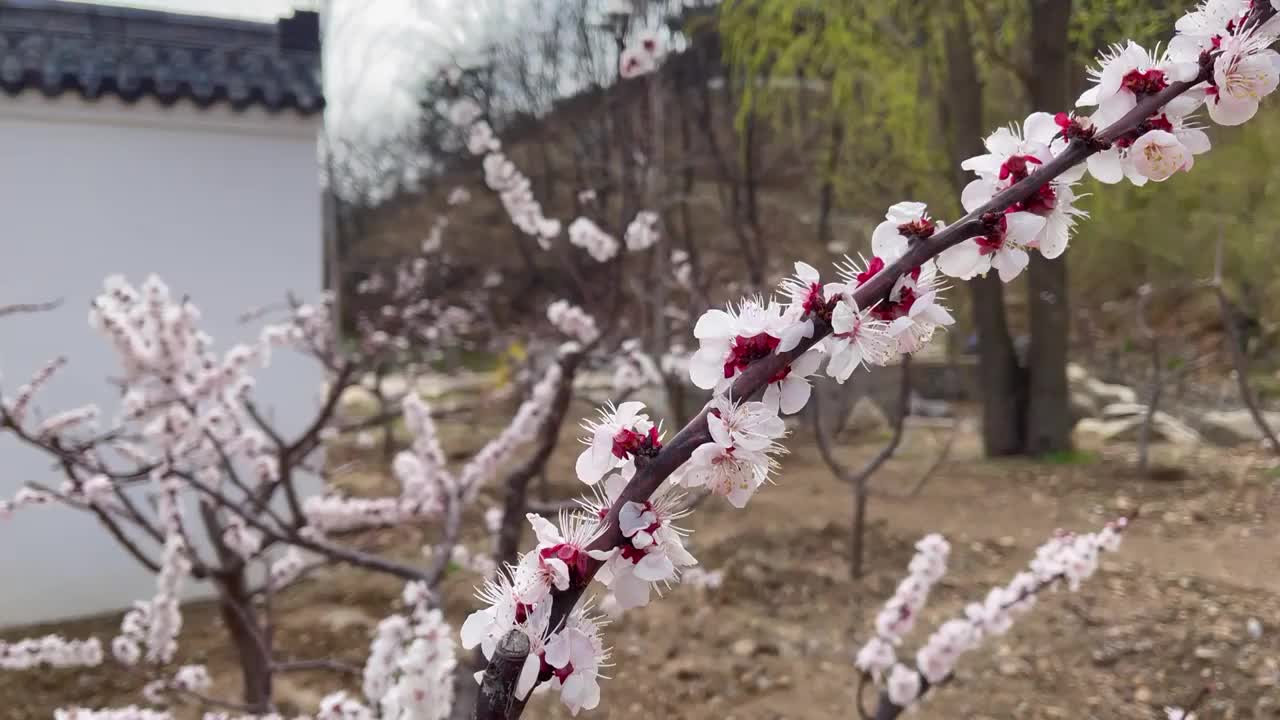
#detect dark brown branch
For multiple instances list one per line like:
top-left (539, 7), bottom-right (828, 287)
top-left (0, 298), bottom-right (62, 318)
top-left (1211, 235), bottom-right (1280, 455)
top-left (476, 15), bottom-right (1269, 711)
top-left (474, 630), bottom-right (530, 720)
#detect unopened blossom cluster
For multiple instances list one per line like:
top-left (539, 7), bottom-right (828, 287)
top-left (854, 534), bottom-right (951, 682)
top-left (567, 217), bottom-right (621, 263)
top-left (0, 355), bottom-right (66, 425)
top-left (623, 210), bottom-right (660, 251)
top-left (547, 300), bottom-right (600, 344)
top-left (351, 244), bottom-right (475, 350)
top-left (0, 634), bottom-right (104, 669)
top-left (54, 708), bottom-right (174, 720)
top-left (304, 354), bottom-right (565, 531)
top-left (332, 581), bottom-right (457, 720)
top-left (608, 339), bottom-right (664, 397)
top-left (858, 519), bottom-right (1129, 710)
top-left (450, 98), bottom-right (560, 249)
top-left (114, 528), bottom-right (192, 666)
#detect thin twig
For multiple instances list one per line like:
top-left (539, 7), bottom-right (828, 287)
top-left (0, 298), bottom-right (62, 318)
top-left (1210, 234), bottom-right (1280, 455)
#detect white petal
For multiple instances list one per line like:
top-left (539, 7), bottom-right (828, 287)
top-left (707, 411), bottom-right (732, 448)
top-left (872, 221), bottom-right (908, 260)
top-left (825, 344), bottom-right (860, 383)
top-left (618, 502), bottom-right (653, 536)
top-left (1004, 211), bottom-right (1047, 246)
top-left (960, 153), bottom-right (1003, 177)
top-left (779, 378), bottom-right (812, 415)
top-left (634, 551), bottom-right (675, 581)
top-left (516, 653), bottom-right (541, 700)
top-left (1038, 214), bottom-right (1070, 260)
top-left (544, 633), bottom-right (571, 669)
top-left (1097, 91), bottom-right (1137, 125)
top-left (794, 261), bottom-right (819, 282)
top-left (560, 673), bottom-right (588, 715)
top-left (604, 472), bottom-right (627, 501)
top-left (937, 240), bottom-right (982, 279)
top-left (546, 557), bottom-right (571, 590)
top-left (887, 316), bottom-right (915, 337)
top-left (1023, 111), bottom-right (1059, 145)
top-left (1165, 92), bottom-right (1205, 119)
top-left (613, 401), bottom-right (645, 424)
top-left (791, 347), bottom-right (823, 377)
top-left (460, 608), bottom-right (495, 650)
top-left (693, 309), bottom-right (734, 339)
top-left (575, 439), bottom-right (614, 486)
top-left (1208, 95), bottom-right (1259, 126)
top-left (961, 179), bottom-right (995, 212)
top-left (1075, 85), bottom-right (1099, 107)
top-left (726, 481), bottom-right (757, 508)
top-left (885, 201), bottom-right (927, 223)
top-left (1179, 128), bottom-right (1211, 155)
top-left (1087, 149), bottom-right (1124, 184)
top-left (527, 513), bottom-right (562, 545)
top-left (776, 318), bottom-right (813, 353)
top-left (761, 383), bottom-right (782, 413)
top-left (688, 349), bottom-right (726, 390)
top-left (992, 247), bottom-right (1030, 283)
top-left (613, 571), bottom-right (651, 609)
top-left (919, 300), bottom-right (955, 327)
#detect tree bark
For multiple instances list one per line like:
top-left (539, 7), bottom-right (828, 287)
top-left (816, 119), bottom-right (844, 247)
top-left (1024, 0), bottom-right (1075, 454)
top-left (943, 6), bottom-right (1026, 456)
top-left (219, 572), bottom-right (273, 710)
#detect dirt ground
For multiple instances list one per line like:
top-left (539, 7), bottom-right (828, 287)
top-left (6, 403), bottom-right (1280, 719)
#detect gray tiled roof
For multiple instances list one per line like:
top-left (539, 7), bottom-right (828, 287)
top-left (0, 0), bottom-right (323, 114)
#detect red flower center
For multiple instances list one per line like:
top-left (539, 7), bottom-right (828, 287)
top-left (1009, 183), bottom-right (1057, 216)
top-left (855, 256), bottom-right (886, 286)
top-left (515, 602), bottom-right (534, 624)
top-left (871, 286), bottom-right (917, 322)
top-left (620, 543), bottom-right (648, 564)
top-left (897, 217), bottom-right (936, 241)
top-left (1146, 114), bottom-right (1174, 133)
top-left (540, 543), bottom-right (590, 580)
top-left (998, 154), bottom-right (1043, 183)
top-left (975, 216), bottom-right (1009, 256)
top-left (723, 332), bottom-right (780, 379)
top-left (1121, 68), bottom-right (1168, 97)
top-left (611, 425), bottom-right (661, 460)
top-left (801, 282), bottom-right (824, 315)
top-left (537, 653), bottom-right (576, 684)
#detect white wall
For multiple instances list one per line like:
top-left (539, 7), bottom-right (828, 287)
top-left (0, 94), bottom-right (323, 626)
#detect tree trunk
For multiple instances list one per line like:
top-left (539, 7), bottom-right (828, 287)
top-left (1024, 0), bottom-right (1075, 454)
top-left (942, 6), bottom-right (1026, 456)
top-left (219, 572), bottom-right (273, 710)
top-left (816, 119), bottom-right (844, 247)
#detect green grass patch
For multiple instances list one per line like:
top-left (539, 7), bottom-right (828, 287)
top-left (1038, 449), bottom-right (1100, 465)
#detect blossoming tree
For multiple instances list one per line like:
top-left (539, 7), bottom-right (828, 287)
top-left (3, 0), bottom-right (1280, 718)
top-left (460, 1), bottom-right (1280, 717)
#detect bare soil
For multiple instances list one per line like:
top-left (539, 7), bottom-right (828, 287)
top-left (6, 405), bottom-right (1280, 720)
